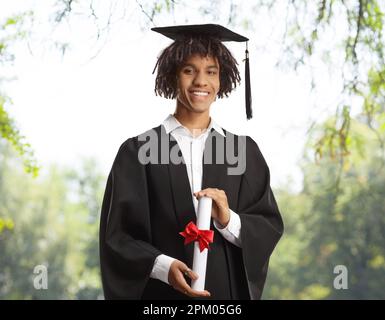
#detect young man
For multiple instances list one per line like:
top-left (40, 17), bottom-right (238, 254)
top-left (99, 24), bottom-right (284, 300)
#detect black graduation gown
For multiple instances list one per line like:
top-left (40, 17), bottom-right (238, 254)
top-left (99, 124), bottom-right (284, 300)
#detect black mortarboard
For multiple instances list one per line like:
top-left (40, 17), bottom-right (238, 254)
top-left (152, 24), bottom-right (252, 120)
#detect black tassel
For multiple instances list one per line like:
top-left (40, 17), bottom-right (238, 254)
top-left (245, 42), bottom-right (252, 120)
top-left (152, 58), bottom-right (159, 74)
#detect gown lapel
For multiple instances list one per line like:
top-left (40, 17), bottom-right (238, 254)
top-left (166, 131), bottom-right (196, 268)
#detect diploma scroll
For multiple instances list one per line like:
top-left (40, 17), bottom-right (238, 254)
top-left (191, 196), bottom-right (212, 291)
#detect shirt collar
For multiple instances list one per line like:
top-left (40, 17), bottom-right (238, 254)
top-left (162, 114), bottom-right (225, 137)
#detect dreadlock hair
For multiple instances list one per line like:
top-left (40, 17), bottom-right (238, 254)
top-left (153, 36), bottom-right (241, 99)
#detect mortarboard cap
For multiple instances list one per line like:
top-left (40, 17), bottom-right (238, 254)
top-left (152, 24), bottom-right (252, 120)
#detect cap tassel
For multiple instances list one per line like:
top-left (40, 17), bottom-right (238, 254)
top-left (245, 41), bottom-right (252, 120)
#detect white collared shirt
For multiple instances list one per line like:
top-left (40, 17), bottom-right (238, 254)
top-left (150, 114), bottom-right (242, 285)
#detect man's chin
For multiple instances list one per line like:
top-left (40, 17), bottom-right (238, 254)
top-left (177, 100), bottom-right (211, 114)
top-left (189, 104), bottom-right (211, 113)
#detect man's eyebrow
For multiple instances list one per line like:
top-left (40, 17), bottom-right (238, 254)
top-left (182, 63), bottom-right (219, 69)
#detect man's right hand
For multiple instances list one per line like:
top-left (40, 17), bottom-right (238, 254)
top-left (168, 260), bottom-right (211, 298)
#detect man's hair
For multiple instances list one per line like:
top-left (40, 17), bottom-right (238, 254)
top-left (153, 36), bottom-right (240, 99)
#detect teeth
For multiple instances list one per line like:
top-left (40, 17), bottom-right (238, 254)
top-left (191, 91), bottom-right (209, 96)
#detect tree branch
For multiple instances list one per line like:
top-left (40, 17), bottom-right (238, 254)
top-left (351, 0), bottom-right (364, 64)
top-left (135, 0), bottom-right (156, 25)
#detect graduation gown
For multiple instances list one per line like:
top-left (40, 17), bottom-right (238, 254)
top-left (99, 124), bottom-right (284, 300)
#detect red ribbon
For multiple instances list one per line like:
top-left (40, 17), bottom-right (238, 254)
top-left (179, 221), bottom-right (214, 252)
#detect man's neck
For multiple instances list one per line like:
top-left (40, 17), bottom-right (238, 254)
top-left (173, 108), bottom-right (211, 137)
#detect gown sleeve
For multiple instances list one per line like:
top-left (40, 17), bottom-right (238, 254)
top-left (237, 136), bottom-right (284, 299)
top-left (99, 137), bottom-right (162, 299)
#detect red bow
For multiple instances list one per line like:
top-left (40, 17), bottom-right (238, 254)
top-left (179, 221), bottom-right (214, 252)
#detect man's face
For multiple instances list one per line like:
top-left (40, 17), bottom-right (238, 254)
top-left (176, 54), bottom-right (220, 114)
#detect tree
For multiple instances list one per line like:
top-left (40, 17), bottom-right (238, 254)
top-left (0, 12), bottom-right (38, 176)
top-left (264, 118), bottom-right (385, 299)
top-left (0, 142), bottom-right (104, 299)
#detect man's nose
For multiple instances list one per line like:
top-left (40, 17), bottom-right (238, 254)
top-left (192, 71), bottom-right (208, 86)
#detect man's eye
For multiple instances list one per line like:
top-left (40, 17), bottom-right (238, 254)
top-left (183, 68), bottom-right (194, 74)
top-left (208, 70), bottom-right (217, 75)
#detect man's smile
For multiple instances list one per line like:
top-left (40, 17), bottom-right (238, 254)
top-left (188, 90), bottom-right (210, 101)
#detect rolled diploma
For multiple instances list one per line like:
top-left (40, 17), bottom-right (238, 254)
top-left (191, 196), bottom-right (212, 291)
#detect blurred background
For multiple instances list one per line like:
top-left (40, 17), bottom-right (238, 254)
top-left (0, 0), bottom-right (384, 299)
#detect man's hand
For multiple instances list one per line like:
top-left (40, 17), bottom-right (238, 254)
top-left (168, 260), bottom-right (211, 298)
top-left (194, 188), bottom-right (230, 228)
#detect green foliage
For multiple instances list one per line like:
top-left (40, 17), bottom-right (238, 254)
top-left (0, 96), bottom-right (39, 177)
top-left (269, 0), bottom-right (385, 162)
top-left (314, 105), bottom-right (352, 161)
top-left (0, 11), bottom-right (33, 62)
top-left (0, 12), bottom-right (38, 176)
top-left (0, 143), bottom-right (104, 299)
top-left (0, 217), bottom-right (14, 234)
top-left (264, 119), bottom-right (385, 299)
